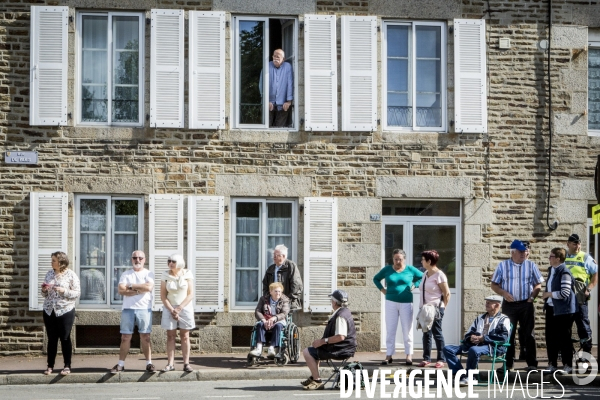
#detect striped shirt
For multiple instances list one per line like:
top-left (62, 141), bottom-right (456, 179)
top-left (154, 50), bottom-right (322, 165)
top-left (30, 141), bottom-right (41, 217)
top-left (545, 265), bottom-right (572, 306)
top-left (491, 259), bottom-right (544, 302)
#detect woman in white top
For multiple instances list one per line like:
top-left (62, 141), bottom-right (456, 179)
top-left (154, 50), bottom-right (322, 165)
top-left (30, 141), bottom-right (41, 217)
top-left (160, 254), bottom-right (195, 372)
top-left (418, 250), bottom-right (451, 369)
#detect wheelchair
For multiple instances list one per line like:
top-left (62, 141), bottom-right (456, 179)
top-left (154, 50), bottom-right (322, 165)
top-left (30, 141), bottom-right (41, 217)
top-left (246, 310), bottom-right (300, 367)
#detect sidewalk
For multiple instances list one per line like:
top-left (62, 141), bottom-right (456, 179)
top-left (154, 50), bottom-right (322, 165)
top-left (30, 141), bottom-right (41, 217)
top-left (0, 350), bottom-right (598, 386)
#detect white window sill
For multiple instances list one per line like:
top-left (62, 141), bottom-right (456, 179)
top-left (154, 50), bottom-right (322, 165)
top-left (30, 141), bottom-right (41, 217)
top-left (222, 129), bottom-right (301, 143)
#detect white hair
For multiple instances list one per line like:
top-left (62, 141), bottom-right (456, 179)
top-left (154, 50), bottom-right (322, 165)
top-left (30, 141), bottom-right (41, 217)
top-left (169, 254), bottom-right (186, 269)
top-left (274, 244), bottom-right (288, 257)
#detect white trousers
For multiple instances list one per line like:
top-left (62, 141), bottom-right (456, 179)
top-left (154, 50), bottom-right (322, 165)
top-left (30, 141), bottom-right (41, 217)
top-left (385, 300), bottom-right (413, 356)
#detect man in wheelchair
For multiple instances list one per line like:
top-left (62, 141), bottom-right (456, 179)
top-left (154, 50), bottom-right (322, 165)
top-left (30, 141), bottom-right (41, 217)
top-left (443, 295), bottom-right (511, 386)
top-left (249, 282), bottom-right (290, 359)
top-left (301, 289), bottom-right (357, 390)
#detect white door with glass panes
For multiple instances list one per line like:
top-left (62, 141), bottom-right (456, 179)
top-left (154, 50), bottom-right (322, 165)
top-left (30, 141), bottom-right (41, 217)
top-left (231, 199), bottom-right (297, 309)
top-left (380, 200), bottom-right (461, 351)
top-left (75, 196), bottom-right (144, 308)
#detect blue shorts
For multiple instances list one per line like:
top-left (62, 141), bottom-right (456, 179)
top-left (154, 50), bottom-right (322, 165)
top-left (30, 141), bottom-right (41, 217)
top-left (120, 309), bottom-right (152, 334)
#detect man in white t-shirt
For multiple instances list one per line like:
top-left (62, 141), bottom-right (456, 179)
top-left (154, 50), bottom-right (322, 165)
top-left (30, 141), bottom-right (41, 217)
top-left (110, 250), bottom-right (156, 374)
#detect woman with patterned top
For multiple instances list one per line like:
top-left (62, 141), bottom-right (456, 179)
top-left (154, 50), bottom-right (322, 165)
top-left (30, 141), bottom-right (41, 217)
top-left (41, 251), bottom-right (81, 376)
top-left (160, 254), bottom-right (195, 373)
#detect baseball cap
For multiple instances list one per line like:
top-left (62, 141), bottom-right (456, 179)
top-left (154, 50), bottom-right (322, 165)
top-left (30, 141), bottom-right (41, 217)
top-left (568, 234), bottom-right (581, 243)
top-left (510, 239), bottom-right (527, 252)
top-left (329, 289), bottom-right (348, 303)
top-left (485, 295), bottom-right (503, 302)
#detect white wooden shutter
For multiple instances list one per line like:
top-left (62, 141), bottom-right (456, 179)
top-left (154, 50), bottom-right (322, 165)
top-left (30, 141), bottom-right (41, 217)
top-left (303, 197), bottom-right (337, 313)
top-left (454, 19), bottom-right (487, 133)
top-left (188, 196), bottom-right (224, 312)
top-left (150, 9), bottom-right (184, 128)
top-left (29, 6), bottom-right (68, 126)
top-left (341, 16), bottom-right (377, 132)
top-left (189, 11), bottom-right (225, 130)
top-left (304, 15), bottom-right (337, 131)
top-left (29, 192), bottom-right (68, 310)
top-left (149, 194), bottom-right (183, 311)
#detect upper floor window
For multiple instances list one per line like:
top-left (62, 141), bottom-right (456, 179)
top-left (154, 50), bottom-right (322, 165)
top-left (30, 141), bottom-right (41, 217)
top-left (231, 198), bottom-right (297, 309)
top-left (233, 16), bottom-right (298, 130)
top-left (76, 195), bottom-right (144, 308)
top-left (589, 34), bottom-right (600, 135)
top-left (77, 12), bottom-right (145, 126)
top-left (383, 21), bottom-right (446, 132)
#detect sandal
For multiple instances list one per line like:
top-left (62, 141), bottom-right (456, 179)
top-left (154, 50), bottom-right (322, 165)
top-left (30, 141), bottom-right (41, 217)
top-left (43, 368), bottom-right (53, 375)
top-left (183, 364), bottom-right (193, 372)
top-left (434, 361), bottom-right (445, 368)
top-left (60, 367), bottom-right (70, 376)
top-left (418, 361), bottom-right (431, 367)
top-left (162, 364), bottom-right (174, 372)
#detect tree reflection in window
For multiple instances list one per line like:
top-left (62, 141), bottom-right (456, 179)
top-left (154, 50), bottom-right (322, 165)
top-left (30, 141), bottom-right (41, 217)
top-left (239, 21), bottom-right (264, 124)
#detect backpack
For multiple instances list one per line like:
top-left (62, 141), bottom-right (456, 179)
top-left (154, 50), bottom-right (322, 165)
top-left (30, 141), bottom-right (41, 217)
top-left (336, 361), bottom-right (366, 389)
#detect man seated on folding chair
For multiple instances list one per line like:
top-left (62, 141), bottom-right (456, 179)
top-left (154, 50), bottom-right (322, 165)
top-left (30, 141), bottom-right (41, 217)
top-left (443, 294), bottom-right (511, 386)
top-left (301, 289), bottom-right (357, 390)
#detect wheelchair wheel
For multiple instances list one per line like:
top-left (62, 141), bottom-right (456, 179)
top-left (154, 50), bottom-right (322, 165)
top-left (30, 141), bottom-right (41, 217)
top-left (275, 353), bottom-right (288, 367)
top-left (288, 324), bottom-right (300, 363)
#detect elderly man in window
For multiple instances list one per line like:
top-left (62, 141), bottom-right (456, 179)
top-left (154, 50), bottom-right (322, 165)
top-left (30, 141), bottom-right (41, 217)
top-left (259, 49), bottom-right (293, 127)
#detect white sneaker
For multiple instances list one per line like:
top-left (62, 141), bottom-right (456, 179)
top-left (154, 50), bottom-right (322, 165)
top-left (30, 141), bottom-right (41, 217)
top-left (267, 346), bottom-right (277, 359)
top-left (249, 347), bottom-right (262, 357)
top-left (562, 366), bottom-right (573, 374)
top-left (459, 377), bottom-right (469, 387)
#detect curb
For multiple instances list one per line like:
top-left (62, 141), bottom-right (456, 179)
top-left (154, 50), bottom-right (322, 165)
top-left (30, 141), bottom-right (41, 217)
top-left (3, 366), bottom-right (600, 386)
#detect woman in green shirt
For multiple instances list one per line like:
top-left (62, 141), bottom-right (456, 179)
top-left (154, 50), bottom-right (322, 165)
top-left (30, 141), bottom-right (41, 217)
top-left (373, 249), bottom-right (423, 365)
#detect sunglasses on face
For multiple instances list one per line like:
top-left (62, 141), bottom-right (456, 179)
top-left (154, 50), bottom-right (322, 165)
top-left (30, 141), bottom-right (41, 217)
top-left (168, 259), bottom-right (176, 263)
top-left (132, 257), bottom-right (144, 260)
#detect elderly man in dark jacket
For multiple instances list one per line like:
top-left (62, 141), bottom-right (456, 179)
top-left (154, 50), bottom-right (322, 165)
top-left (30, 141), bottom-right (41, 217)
top-left (262, 244), bottom-right (303, 310)
top-left (443, 295), bottom-right (511, 386)
top-left (300, 290), bottom-right (357, 390)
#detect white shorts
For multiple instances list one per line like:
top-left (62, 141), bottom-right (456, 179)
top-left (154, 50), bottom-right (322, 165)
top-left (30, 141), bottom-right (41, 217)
top-left (161, 304), bottom-right (196, 330)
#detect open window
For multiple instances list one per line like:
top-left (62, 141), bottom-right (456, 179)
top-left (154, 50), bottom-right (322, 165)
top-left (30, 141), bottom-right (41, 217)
top-left (233, 16), bottom-right (298, 130)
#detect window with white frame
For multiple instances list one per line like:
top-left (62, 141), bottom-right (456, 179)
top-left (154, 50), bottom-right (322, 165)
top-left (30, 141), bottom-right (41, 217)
top-left (77, 12), bottom-right (145, 126)
top-left (589, 33), bottom-right (600, 134)
top-left (383, 21), bottom-right (446, 131)
top-left (233, 16), bottom-right (298, 130)
top-left (231, 199), bottom-right (297, 308)
top-left (76, 196), bottom-right (144, 307)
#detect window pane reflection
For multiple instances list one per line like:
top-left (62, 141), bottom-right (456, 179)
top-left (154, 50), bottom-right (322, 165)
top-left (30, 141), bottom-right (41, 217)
top-left (239, 20), bottom-right (264, 125)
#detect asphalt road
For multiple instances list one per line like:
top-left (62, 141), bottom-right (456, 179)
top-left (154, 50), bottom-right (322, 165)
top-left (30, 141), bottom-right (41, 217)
top-left (1, 379), bottom-right (600, 400)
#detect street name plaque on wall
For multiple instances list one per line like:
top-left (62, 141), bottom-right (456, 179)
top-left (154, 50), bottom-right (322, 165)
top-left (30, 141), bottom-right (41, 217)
top-left (5, 151), bottom-right (38, 165)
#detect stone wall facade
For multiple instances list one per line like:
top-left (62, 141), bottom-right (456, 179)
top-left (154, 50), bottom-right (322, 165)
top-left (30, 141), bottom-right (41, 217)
top-left (0, 0), bottom-right (599, 355)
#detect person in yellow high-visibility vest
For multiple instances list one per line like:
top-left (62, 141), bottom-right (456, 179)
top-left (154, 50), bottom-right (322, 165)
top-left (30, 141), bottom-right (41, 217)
top-left (565, 233), bottom-right (598, 354)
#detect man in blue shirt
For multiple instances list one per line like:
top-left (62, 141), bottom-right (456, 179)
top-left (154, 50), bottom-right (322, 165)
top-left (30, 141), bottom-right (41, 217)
top-left (261, 49), bottom-right (293, 127)
top-left (491, 239), bottom-right (544, 372)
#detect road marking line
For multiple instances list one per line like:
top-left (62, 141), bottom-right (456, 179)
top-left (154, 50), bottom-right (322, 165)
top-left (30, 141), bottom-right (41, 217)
top-left (293, 393), bottom-right (339, 396)
top-left (112, 398), bottom-right (161, 400)
top-left (204, 396), bottom-right (255, 398)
